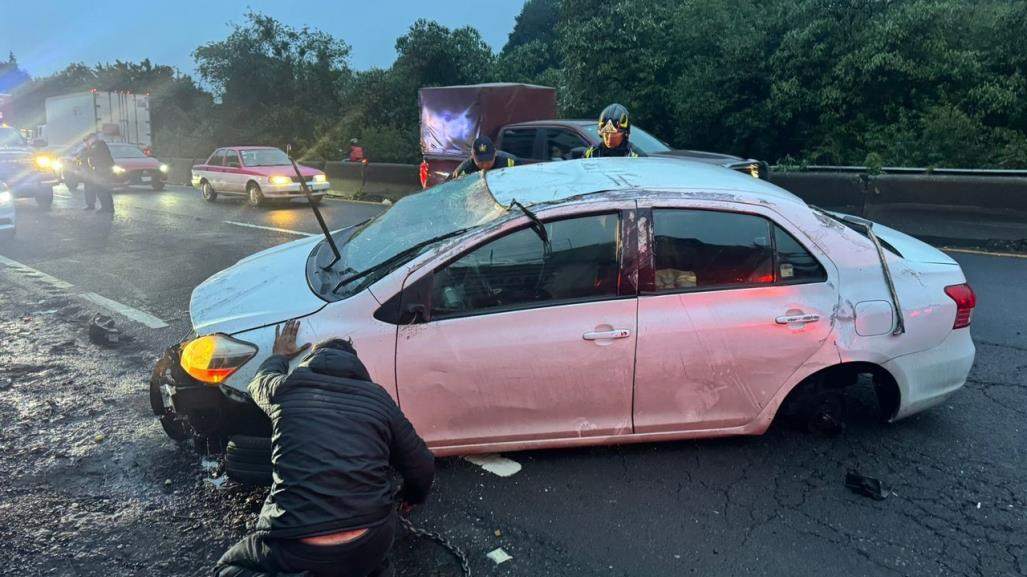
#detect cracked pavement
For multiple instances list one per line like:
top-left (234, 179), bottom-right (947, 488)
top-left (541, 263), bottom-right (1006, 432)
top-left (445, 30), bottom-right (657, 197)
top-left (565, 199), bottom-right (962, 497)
top-left (0, 185), bottom-right (1024, 576)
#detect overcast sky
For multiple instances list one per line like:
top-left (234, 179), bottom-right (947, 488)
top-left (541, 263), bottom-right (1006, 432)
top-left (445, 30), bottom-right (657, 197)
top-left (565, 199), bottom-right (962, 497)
top-left (5, 0), bottom-right (526, 80)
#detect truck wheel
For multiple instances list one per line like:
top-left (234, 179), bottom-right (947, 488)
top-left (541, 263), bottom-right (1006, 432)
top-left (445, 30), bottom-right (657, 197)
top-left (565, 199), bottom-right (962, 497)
top-left (151, 180), bottom-right (166, 192)
top-left (246, 183), bottom-right (264, 207)
top-left (35, 188), bottom-right (54, 210)
top-left (225, 435), bottom-right (273, 486)
top-left (201, 181), bottom-right (217, 202)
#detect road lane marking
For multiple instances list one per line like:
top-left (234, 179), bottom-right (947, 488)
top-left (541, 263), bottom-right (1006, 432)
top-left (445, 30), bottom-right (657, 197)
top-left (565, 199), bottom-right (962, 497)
top-left (0, 254), bottom-right (169, 329)
top-left (940, 246), bottom-right (1022, 256)
top-left (0, 255), bottom-right (75, 289)
top-left (79, 292), bottom-right (170, 329)
top-left (464, 454), bottom-right (523, 477)
top-left (223, 221), bottom-right (315, 237)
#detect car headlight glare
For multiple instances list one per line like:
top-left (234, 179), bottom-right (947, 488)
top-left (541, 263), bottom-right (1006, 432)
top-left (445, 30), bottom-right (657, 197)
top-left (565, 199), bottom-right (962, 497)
top-left (0, 190), bottom-right (11, 204)
top-left (313, 174), bottom-right (327, 183)
top-left (269, 175), bottom-right (292, 185)
top-left (112, 165), bottom-right (126, 175)
top-left (52, 160), bottom-right (63, 170)
top-left (34, 155), bottom-right (53, 169)
top-left (179, 334), bottom-right (258, 385)
top-left (159, 163), bottom-right (169, 173)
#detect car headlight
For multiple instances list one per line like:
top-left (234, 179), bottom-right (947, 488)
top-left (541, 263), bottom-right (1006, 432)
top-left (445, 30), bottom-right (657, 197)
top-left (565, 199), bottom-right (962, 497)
top-left (313, 174), bottom-right (327, 183)
top-left (159, 163), bottom-right (168, 173)
top-left (33, 155), bottom-right (53, 169)
top-left (112, 165), bottom-right (126, 175)
top-left (179, 334), bottom-right (258, 385)
top-left (269, 175), bottom-right (292, 185)
top-left (0, 190), bottom-right (11, 204)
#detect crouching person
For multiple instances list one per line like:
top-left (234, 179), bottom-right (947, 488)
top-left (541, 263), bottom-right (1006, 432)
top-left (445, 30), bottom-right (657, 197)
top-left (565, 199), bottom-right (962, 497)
top-left (215, 320), bottom-right (435, 577)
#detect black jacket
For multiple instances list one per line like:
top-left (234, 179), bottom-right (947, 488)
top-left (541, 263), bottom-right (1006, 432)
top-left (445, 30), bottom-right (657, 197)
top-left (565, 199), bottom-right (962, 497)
top-left (584, 140), bottom-right (641, 158)
top-left (247, 348), bottom-right (435, 539)
top-left (84, 140), bottom-right (115, 171)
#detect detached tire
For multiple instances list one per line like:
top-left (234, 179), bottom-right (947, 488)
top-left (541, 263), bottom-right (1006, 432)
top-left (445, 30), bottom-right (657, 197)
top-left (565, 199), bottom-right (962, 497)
top-left (225, 435), bottom-right (273, 487)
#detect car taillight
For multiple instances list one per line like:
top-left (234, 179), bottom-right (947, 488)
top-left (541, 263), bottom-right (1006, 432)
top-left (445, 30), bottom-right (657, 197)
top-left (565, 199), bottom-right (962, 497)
top-left (944, 283), bottom-right (976, 329)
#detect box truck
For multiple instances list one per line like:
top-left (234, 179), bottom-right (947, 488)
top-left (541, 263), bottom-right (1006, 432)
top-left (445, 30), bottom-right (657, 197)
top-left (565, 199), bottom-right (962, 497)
top-left (43, 91), bottom-right (152, 149)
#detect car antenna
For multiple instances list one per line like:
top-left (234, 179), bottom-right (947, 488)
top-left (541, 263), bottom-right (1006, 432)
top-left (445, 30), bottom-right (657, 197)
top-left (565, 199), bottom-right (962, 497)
top-left (289, 154), bottom-right (341, 269)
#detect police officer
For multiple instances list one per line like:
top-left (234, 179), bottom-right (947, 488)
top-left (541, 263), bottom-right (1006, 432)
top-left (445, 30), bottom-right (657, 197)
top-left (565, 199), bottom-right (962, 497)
top-left (451, 136), bottom-right (517, 179)
top-left (584, 103), bottom-right (641, 158)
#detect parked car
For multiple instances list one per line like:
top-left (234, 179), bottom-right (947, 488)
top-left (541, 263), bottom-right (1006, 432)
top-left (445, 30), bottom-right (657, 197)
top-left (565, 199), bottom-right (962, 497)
top-left (0, 181), bottom-right (15, 240)
top-left (152, 157), bottom-right (975, 482)
top-left (190, 146), bottom-right (329, 207)
top-left (62, 142), bottom-right (168, 191)
top-left (0, 125), bottom-right (57, 208)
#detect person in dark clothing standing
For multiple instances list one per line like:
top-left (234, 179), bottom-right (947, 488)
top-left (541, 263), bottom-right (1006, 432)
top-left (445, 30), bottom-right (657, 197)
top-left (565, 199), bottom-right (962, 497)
top-left (584, 103), bottom-right (642, 158)
top-left (215, 320), bottom-right (435, 577)
top-left (449, 135), bottom-right (517, 180)
top-left (81, 133), bottom-right (116, 212)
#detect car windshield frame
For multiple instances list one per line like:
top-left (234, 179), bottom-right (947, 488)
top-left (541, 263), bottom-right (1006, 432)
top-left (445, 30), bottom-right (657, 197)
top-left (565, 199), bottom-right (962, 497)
top-left (240, 148), bottom-right (291, 167)
top-left (0, 127), bottom-right (28, 148)
top-left (318, 175), bottom-right (508, 299)
top-left (109, 144), bottom-right (147, 158)
top-left (582, 124), bottom-right (672, 154)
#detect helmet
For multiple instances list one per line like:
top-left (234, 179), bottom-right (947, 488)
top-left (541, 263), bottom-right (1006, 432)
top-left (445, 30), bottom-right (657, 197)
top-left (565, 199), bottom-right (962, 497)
top-left (598, 103), bottom-right (631, 136)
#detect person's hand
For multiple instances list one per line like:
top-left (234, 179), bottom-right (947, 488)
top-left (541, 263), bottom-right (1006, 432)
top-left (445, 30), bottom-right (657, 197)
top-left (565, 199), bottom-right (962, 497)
top-left (273, 319), bottom-right (311, 359)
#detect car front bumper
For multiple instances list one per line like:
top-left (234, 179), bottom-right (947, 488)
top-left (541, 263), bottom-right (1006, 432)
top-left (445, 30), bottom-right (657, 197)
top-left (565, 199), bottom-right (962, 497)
top-left (2, 170), bottom-right (58, 198)
top-left (150, 342), bottom-right (271, 445)
top-left (112, 169), bottom-right (168, 186)
top-left (885, 328), bottom-right (975, 420)
top-left (261, 181), bottom-right (330, 198)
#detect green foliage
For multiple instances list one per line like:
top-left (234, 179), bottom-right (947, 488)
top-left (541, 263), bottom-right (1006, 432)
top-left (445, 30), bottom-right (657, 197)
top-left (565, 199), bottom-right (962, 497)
top-left (7, 2), bottom-right (1027, 168)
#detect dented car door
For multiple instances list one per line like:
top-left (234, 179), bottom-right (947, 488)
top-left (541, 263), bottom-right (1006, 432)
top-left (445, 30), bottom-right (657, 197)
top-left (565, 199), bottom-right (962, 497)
top-left (395, 209), bottom-right (637, 450)
top-left (632, 202), bottom-right (840, 432)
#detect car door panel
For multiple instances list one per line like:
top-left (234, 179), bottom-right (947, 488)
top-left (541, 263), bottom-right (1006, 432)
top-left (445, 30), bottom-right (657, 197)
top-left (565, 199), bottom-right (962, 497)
top-left (393, 208), bottom-right (637, 448)
top-left (633, 204), bottom-right (840, 433)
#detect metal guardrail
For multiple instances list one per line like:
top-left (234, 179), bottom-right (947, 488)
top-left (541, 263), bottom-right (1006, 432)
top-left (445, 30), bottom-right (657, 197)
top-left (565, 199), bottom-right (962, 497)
top-left (772, 165), bottom-right (1027, 177)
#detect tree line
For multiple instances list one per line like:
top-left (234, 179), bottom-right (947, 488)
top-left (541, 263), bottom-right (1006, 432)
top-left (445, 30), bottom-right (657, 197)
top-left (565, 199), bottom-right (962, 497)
top-left (2, 0), bottom-right (1025, 168)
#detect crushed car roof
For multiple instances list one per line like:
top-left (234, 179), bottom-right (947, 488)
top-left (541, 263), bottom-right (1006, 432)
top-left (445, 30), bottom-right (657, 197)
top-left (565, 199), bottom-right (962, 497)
top-left (485, 157), bottom-right (804, 207)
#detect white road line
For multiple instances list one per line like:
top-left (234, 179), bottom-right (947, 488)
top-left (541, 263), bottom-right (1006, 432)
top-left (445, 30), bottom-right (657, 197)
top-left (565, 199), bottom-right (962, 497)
top-left (0, 254), bottom-right (169, 329)
top-left (464, 454), bottom-right (523, 477)
top-left (942, 247), bottom-right (1027, 260)
top-left (79, 292), bottom-right (169, 329)
top-left (0, 255), bottom-right (75, 289)
top-left (224, 221), bottom-right (315, 237)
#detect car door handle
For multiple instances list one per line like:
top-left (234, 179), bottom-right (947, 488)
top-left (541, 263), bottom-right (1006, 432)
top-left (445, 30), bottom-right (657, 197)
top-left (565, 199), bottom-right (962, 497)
top-left (582, 329), bottom-right (631, 340)
top-left (775, 313), bottom-right (821, 325)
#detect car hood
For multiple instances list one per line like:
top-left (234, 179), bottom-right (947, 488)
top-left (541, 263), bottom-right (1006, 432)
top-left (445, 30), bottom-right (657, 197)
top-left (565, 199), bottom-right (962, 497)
top-left (651, 149), bottom-right (750, 164)
top-left (190, 235), bottom-right (327, 335)
top-left (244, 164), bottom-right (323, 177)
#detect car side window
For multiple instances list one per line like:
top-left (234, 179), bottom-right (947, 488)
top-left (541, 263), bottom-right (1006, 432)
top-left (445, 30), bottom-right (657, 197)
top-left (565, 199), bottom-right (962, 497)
top-left (430, 213), bottom-right (622, 318)
top-left (208, 150), bottom-right (225, 166)
top-left (224, 150), bottom-right (241, 168)
top-left (499, 128), bottom-right (537, 160)
top-left (774, 224), bottom-right (827, 282)
top-left (544, 128), bottom-right (588, 161)
top-left (651, 209), bottom-right (774, 291)
top-left (650, 209), bottom-right (827, 292)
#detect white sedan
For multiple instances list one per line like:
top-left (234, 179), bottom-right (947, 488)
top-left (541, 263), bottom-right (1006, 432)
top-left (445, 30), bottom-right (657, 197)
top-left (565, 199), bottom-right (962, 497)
top-left (154, 157), bottom-right (976, 459)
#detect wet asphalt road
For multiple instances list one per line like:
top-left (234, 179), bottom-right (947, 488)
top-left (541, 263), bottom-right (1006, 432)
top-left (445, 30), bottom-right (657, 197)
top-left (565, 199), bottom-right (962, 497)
top-left (1, 184), bottom-right (1025, 576)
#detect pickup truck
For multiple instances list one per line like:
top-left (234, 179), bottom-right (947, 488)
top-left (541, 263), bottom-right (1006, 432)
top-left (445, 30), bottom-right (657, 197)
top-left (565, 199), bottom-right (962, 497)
top-left (494, 119), bottom-right (767, 178)
top-left (0, 125), bottom-right (57, 208)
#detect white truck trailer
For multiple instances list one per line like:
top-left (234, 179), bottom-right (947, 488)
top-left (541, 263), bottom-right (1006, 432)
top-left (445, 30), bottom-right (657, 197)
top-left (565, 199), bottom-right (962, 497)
top-left (43, 91), bottom-right (152, 149)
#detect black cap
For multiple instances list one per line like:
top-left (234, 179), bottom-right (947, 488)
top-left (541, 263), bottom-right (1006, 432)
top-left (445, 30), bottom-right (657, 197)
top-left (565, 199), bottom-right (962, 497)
top-left (471, 136), bottom-right (496, 162)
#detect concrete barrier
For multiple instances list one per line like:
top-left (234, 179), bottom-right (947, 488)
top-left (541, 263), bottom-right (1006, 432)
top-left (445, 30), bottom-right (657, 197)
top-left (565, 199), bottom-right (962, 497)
top-left (324, 161), bottom-right (420, 201)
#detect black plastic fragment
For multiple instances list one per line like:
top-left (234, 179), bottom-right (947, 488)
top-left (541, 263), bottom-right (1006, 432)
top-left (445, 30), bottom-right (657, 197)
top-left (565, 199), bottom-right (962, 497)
top-left (845, 470), bottom-right (887, 500)
top-left (88, 313), bottom-right (120, 346)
